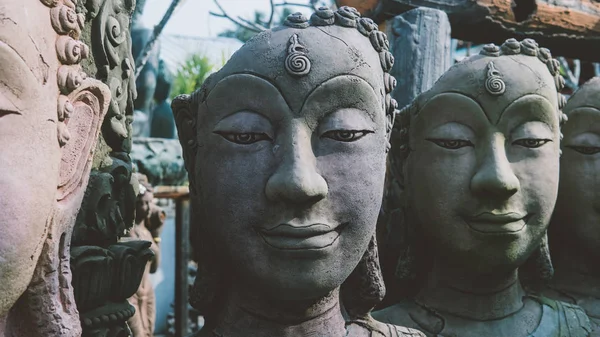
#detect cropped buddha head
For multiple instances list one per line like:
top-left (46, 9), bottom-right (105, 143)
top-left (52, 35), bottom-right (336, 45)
top-left (0, 0), bottom-right (110, 331)
top-left (173, 6), bottom-right (397, 321)
top-left (550, 77), bottom-right (600, 261)
top-left (391, 38), bottom-right (566, 278)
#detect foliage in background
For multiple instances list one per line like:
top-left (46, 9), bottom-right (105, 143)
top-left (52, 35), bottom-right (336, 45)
top-left (170, 54), bottom-right (214, 99)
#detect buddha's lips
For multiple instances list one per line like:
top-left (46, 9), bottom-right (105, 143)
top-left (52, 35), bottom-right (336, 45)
top-left (464, 212), bottom-right (530, 234)
top-left (256, 222), bottom-right (348, 250)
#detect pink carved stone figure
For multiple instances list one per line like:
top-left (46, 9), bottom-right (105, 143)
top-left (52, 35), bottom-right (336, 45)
top-left (0, 0), bottom-right (110, 335)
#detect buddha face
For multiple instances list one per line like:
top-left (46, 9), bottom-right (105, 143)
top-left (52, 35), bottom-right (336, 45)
top-left (552, 78), bottom-right (600, 259)
top-left (0, 0), bottom-right (109, 317)
top-left (188, 25), bottom-right (389, 300)
top-left (0, 1), bottom-right (63, 314)
top-left (404, 54), bottom-right (561, 274)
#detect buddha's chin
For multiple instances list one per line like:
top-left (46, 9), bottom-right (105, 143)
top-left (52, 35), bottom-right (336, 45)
top-left (246, 262), bottom-right (348, 302)
top-left (262, 279), bottom-right (340, 302)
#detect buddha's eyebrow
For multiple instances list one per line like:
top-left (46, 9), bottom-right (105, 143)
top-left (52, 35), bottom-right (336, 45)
top-left (0, 39), bottom-right (46, 83)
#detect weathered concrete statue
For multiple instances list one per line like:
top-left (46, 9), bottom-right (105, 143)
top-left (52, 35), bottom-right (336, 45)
top-left (131, 0), bottom-right (159, 137)
top-left (542, 77), bottom-right (600, 334)
top-left (0, 0), bottom-right (110, 335)
top-left (374, 38), bottom-right (593, 337)
top-left (172, 6), bottom-right (425, 337)
top-left (127, 173), bottom-right (165, 337)
top-left (150, 60), bottom-right (176, 138)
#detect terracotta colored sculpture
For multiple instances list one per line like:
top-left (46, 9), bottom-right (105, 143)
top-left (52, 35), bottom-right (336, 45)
top-left (541, 77), bottom-right (600, 334)
top-left (127, 173), bottom-right (165, 337)
top-left (0, 0), bottom-right (110, 335)
top-left (172, 7), bottom-right (425, 337)
top-left (373, 38), bottom-right (593, 337)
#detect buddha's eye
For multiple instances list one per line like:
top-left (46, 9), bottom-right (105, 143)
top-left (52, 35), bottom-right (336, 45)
top-left (426, 139), bottom-right (474, 150)
top-left (513, 138), bottom-right (552, 148)
top-left (567, 146), bottom-right (600, 155)
top-left (0, 109), bottom-right (20, 118)
top-left (322, 130), bottom-right (372, 142)
top-left (215, 132), bottom-right (272, 145)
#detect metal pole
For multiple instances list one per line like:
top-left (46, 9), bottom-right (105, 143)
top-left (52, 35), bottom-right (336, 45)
top-left (174, 197), bottom-right (190, 337)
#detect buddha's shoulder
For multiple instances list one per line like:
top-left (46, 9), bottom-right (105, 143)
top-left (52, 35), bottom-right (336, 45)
top-left (373, 300), bottom-right (440, 335)
top-left (536, 285), bottom-right (578, 304)
top-left (536, 286), bottom-right (600, 334)
top-left (528, 294), bottom-right (593, 337)
top-left (346, 316), bottom-right (426, 337)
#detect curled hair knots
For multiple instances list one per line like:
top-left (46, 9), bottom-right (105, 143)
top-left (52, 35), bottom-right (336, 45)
top-left (284, 6), bottom-right (399, 123)
top-left (480, 38), bottom-right (568, 130)
top-left (50, 4), bottom-right (85, 37)
top-left (310, 7), bottom-right (335, 26)
top-left (42, 0), bottom-right (91, 147)
top-left (480, 44), bottom-right (500, 57)
top-left (335, 6), bottom-right (360, 27)
top-left (284, 12), bottom-right (310, 29)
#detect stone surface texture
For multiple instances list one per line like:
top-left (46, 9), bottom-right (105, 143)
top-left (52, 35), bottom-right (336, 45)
top-left (69, 0), bottom-right (154, 336)
top-left (0, 0), bottom-right (111, 335)
top-left (172, 6), bottom-right (424, 337)
top-left (374, 38), bottom-right (592, 337)
top-left (377, 8), bottom-right (452, 306)
top-left (542, 76), bottom-right (600, 336)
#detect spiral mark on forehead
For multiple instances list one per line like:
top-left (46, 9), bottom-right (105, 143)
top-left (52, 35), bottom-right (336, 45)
top-left (485, 61), bottom-right (506, 96)
top-left (285, 34), bottom-right (311, 77)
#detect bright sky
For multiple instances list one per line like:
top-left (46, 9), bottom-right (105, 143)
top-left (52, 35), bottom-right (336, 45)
top-left (141, 0), bottom-right (316, 38)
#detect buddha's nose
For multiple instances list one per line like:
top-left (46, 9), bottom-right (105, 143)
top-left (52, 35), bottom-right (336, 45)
top-left (265, 125), bottom-right (328, 204)
top-left (471, 134), bottom-right (520, 198)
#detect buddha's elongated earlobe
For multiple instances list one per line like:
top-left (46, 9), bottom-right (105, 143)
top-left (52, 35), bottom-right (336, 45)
top-left (341, 235), bottom-right (385, 320)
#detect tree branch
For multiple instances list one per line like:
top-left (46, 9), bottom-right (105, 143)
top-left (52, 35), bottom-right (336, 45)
top-left (558, 57), bottom-right (580, 90)
top-left (211, 0), bottom-right (320, 36)
top-left (210, 0), bottom-right (264, 33)
top-left (274, 2), bottom-right (318, 11)
top-left (267, 0), bottom-right (276, 28)
top-left (237, 16), bottom-right (268, 31)
top-left (135, 0), bottom-right (183, 79)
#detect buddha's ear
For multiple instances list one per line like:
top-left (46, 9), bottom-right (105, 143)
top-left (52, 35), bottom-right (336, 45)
top-left (172, 94), bottom-right (198, 192)
top-left (57, 78), bottom-right (111, 201)
top-left (389, 103), bottom-right (414, 208)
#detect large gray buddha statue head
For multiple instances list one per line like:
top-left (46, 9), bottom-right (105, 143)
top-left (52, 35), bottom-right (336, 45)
top-left (390, 38), bottom-right (566, 288)
top-left (550, 76), bottom-right (600, 270)
top-left (173, 6), bottom-right (398, 331)
top-left (0, 0), bottom-right (110, 335)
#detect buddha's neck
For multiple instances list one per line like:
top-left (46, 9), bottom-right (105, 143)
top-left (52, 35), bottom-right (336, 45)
top-left (551, 246), bottom-right (600, 298)
top-left (212, 284), bottom-right (346, 337)
top-left (416, 258), bottom-right (525, 321)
